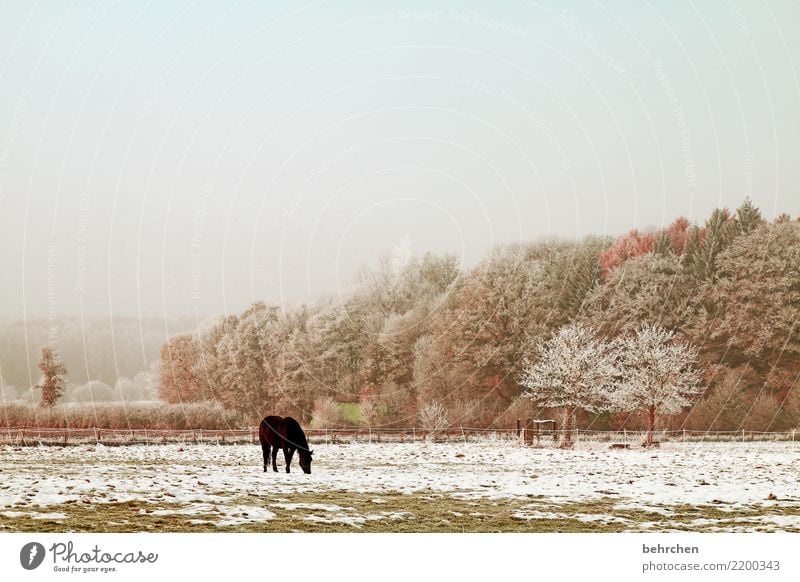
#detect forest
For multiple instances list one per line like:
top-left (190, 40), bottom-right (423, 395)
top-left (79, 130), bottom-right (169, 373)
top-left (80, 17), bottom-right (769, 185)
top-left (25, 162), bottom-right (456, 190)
top-left (151, 199), bottom-right (800, 433)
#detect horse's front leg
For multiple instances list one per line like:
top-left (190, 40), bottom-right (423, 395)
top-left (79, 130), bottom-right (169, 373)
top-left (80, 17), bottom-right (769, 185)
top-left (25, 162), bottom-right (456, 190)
top-left (272, 446), bottom-right (280, 472)
top-left (284, 447), bottom-right (295, 473)
top-left (261, 443), bottom-right (271, 472)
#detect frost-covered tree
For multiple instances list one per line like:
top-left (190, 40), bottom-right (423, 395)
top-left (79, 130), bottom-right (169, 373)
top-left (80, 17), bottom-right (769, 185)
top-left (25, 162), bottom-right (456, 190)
top-left (69, 380), bottom-right (114, 403)
top-left (539, 236), bottom-right (610, 324)
top-left (614, 325), bottom-right (703, 445)
top-left (663, 216), bottom-right (692, 256)
top-left (427, 243), bottom-right (551, 417)
top-left (585, 253), bottom-right (692, 336)
top-left (686, 208), bottom-right (735, 282)
top-left (159, 334), bottom-right (202, 404)
top-left (694, 222), bottom-right (800, 378)
top-left (599, 229), bottom-right (656, 277)
top-left (113, 377), bottom-right (147, 402)
top-left (734, 197), bottom-right (763, 236)
top-left (37, 346), bottom-right (67, 407)
top-left (190, 315), bottom-right (238, 404)
top-left (213, 302), bottom-right (297, 418)
top-left (520, 323), bottom-right (618, 447)
top-left (141, 360), bottom-right (162, 400)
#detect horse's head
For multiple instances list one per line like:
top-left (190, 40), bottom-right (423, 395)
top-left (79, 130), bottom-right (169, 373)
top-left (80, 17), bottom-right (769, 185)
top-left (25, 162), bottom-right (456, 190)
top-left (298, 449), bottom-right (313, 474)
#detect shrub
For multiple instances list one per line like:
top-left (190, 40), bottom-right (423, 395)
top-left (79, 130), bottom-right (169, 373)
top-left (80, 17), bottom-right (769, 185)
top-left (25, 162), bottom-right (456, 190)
top-left (309, 397), bottom-right (343, 428)
top-left (69, 381), bottom-right (114, 403)
top-left (0, 401), bottom-right (241, 429)
top-left (684, 368), bottom-right (749, 431)
top-left (418, 401), bottom-right (449, 431)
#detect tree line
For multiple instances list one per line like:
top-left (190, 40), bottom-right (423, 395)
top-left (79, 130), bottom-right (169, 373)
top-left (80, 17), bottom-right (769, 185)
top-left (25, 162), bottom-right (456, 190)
top-left (157, 199), bottom-right (799, 433)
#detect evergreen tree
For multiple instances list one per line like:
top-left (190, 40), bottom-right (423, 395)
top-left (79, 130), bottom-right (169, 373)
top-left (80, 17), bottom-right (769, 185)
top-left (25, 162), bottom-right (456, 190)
top-left (652, 231), bottom-right (674, 257)
top-left (681, 225), bottom-right (704, 273)
top-left (697, 222), bottom-right (800, 376)
top-left (553, 238), bottom-right (608, 320)
top-left (688, 208), bottom-right (735, 282)
top-left (734, 197), bottom-right (763, 236)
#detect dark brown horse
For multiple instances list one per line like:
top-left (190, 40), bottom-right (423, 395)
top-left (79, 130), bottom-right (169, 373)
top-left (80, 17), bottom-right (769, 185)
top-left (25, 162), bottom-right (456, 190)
top-left (259, 416), bottom-right (313, 474)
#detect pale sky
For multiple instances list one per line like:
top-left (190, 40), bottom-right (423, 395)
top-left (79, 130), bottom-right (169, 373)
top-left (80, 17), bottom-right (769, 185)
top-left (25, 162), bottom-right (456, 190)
top-left (0, 0), bottom-right (798, 320)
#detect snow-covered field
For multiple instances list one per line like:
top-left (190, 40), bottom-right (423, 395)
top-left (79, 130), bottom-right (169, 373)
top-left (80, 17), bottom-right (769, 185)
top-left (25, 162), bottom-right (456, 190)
top-left (0, 441), bottom-right (798, 532)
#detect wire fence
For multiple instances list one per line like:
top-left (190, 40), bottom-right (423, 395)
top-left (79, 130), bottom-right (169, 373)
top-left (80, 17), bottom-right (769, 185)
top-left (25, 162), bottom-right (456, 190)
top-left (0, 426), bottom-right (797, 446)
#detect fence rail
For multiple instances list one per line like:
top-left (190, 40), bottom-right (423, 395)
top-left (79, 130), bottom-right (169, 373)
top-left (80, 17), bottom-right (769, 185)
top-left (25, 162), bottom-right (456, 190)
top-left (0, 427), bottom-right (797, 446)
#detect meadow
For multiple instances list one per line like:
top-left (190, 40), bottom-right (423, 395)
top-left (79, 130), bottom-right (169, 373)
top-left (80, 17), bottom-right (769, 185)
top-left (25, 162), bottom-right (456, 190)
top-left (1, 441), bottom-right (798, 533)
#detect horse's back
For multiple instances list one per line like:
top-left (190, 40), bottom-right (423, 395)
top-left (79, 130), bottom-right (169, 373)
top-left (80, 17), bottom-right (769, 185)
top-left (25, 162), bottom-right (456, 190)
top-left (259, 415), bottom-right (309, 450)
top-left (259, 415), bottom-right (286, 446)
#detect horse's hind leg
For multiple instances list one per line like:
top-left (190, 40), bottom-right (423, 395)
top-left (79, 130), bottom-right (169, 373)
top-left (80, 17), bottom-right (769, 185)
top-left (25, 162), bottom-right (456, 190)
top-left (261, 443), bottom-right (270, 472)
top-left (284, 447), bottom-right (295, 473)
top-left (272, 446), bottom-right (280, 472)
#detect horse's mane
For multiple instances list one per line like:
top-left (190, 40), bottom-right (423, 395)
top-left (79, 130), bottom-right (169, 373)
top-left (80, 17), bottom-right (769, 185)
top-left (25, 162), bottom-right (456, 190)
top-left (285, 417), bottom-right (310, 452)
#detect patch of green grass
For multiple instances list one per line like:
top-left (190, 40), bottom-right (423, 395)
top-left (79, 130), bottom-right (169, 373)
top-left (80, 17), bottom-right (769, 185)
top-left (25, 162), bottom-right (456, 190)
top-left (337, 403), bottom-right (362, 425)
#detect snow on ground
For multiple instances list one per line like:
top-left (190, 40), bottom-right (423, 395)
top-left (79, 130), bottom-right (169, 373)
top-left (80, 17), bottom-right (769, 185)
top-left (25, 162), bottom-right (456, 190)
top-left (0, 441), bottom-right (797, 530)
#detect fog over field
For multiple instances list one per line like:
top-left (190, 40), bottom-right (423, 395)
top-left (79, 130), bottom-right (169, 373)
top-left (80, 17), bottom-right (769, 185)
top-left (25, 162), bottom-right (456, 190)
top-left (0, 1), bottom-right (798, 323)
